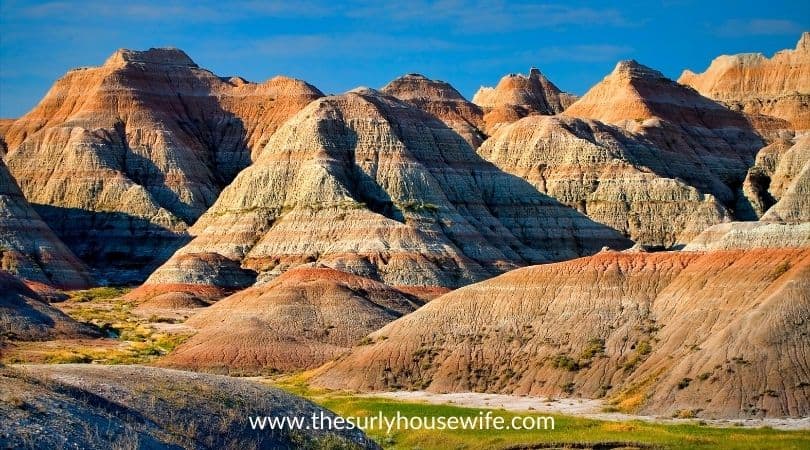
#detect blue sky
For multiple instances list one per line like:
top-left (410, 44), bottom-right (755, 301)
top-left (1, 0), bottom-right (808, 118)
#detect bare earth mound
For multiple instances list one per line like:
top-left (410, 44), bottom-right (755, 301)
top-left (0, 364), bottom-right (377, 449)
top-left (0, 271), bottom-right (99, 342)
top-left (161, 266), bottom-right (423, 374)
top-left (313, 246), bottom-right (810, 419)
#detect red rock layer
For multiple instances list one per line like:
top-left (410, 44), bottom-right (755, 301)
top-left (0, 159), bottom-right (92, 289)
top-left (313, 246), bottom-right (810, 419)
top-left (473, 68), bottom-right (577, 133)
top-left (2, 48), bottom-right (321, 281)
top-left (381, 74), bottom-right (486, 148)
top-left (135, 89), bottom-right (631, 302)
top-left (679, 32), bottom-right (810, 131)
top-left (160, 266), bottom-right (422, 373)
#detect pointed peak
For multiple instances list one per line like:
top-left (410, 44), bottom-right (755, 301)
top-left (612, 60), bottom-right (666, 79)
top-left (797, 31), bottom-right (810, 52)
top-left (104, 47), bottom-right (198, 68)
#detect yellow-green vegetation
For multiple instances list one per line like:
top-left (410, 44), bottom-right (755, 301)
top-left (2, 287), bottom-right (192, 365)
top-left (269, 374), bottom-right (810, 450)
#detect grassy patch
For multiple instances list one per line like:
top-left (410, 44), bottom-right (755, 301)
top-left (2, 287), bottom-right (192, 365)
top-left (268, 376), bottom-right (810, 450)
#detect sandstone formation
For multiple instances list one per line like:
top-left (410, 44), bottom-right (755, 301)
top-left (2, 48), bottom-right (321, 281)
top-left (679, 32), bottom-right (810, 131)
top-left (478, 115), bottom-right (730, 247)
top-left (381, 73), bottom-right (486, 148)
top-left (472, 68), bottom-right (576, 133)
top-left (313, 247), bottom-right (810, 419)
top-left (0, 119), bottom-right (13, 155)
top-left (1, 159), bottom-right (93, 289)
top-left (0, 364), bottom-right (378, 449)
top-left (133, 89), bottom-right (631, 302)
top-left (161, 266), bottom-right (422, 373)
top-left (0, 271), bottom-right (99, 341)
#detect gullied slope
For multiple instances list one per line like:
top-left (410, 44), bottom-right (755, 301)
top-left (133, 89), bottom-right (630, 302)
top-left (679, 32), bottom-right (810, 131)
top-left (2, 48), bottom-right (321, 280)
top-left (473, 68), bottom-right (576, 133)
top-left (313, 247), bottom-right (810, 419)
top-left (0, 364), bottom-right (378, 449)
top-left (0, 160), bottom-right (92, 288)
top-left (478, 115), bottom-right (730, 247)
top-left (0, 271), bottom-right (99, 341)
top-left (161, 266), bottom-right (422, 373)
top-left (382, 74), bottom-right (486, 148)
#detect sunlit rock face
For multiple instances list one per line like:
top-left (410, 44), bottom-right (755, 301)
top-left (680, 32), bottom-right (810, 132)
top-left (2, 48), bottom-right (321, 281)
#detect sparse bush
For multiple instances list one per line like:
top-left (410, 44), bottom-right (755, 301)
top-left (677, 378), bottom-right (692, 389)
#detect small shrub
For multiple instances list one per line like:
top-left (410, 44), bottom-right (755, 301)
top-left (551, 354), bottom-right (580, 372)
top-left (677, 377), bottom-right (692, 389)
top-left (697, 372), bottom-right (712, 381)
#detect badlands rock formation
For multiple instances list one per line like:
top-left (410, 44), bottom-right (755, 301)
top-left (0, 271), bottom-right (99, 341)
top-left (473, 68), bottom-right (577, 133)
top-left (314, 247), bottom-right (810, 418)
top-left (478, 115), bottom-right (730, 247)
top-left (479, 61), bottom-right (765, 247)
top-left (1, 48), bottom-right (321, 280)
top-left (0, 160), bottom-right (92, 289)
top-left (679, 32), bottom-right (810, 131)
top-left (162, 266), bottom-right (422, 373)
top-left (133, 89), bottom-right (630, 303)
top-left (381, 74), bottom-right (486, 148)
top-left (0, 365), bottom-right (378, 449)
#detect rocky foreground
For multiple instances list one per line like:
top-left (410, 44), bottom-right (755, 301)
top-left (0, 364), bottom-right (377, 449)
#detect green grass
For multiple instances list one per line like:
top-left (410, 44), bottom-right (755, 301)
top-left (269, 375), bottom-right (810, 450)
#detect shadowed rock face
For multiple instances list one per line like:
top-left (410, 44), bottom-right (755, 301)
top-left (160, 266), bottom-right (423, 373)
top-left (313, 245), bottom-right (810, 419)
top-left (473, 68), bottom-right (577, 134)
top-left (680, 32), bottom-right (810, 131)
top-left (2, 48), bottom-right (322, 282)
top-left (0, 364), bottom-right (379, 449)
top-left (382, 73), bottom-right (486, 148)
top-left (0, 160), bottom-right (92, 289)
top-left (0, 271), bottom-right (99, 341)
top-left (132, 89), bottom-right (631, 302)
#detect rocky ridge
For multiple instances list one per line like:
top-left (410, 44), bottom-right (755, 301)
top-left (679, 32), bottom-right (810, 131)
